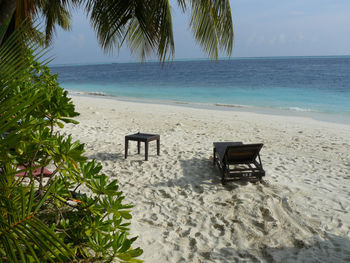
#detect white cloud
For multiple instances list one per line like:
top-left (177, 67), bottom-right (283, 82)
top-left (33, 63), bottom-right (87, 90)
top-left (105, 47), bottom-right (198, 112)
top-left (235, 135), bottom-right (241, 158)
top-left (268, 34), bottom-right (287, 45)
top-left (71, 34), bottom-right (86, 47)
top-left (298, 33), bottom-right (305, 41)
top-left (279, 34), bottom-right (286, 43)
top-left (248, 34), bottom-right (265, 45)
top-left (269, 37), bottom-right (277, 45)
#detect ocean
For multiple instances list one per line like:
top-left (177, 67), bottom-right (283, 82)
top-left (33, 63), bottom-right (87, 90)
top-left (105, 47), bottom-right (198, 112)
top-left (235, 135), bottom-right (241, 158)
top-left (51, 56), bottom-right (350, 123)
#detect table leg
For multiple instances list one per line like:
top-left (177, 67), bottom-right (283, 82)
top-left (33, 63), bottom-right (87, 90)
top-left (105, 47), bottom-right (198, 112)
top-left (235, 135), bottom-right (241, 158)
top-left (157, 139), bottom-right (160, 155)
top-left (145, 142), bottom-right (149, 161)
top-left (137, 141), bottom-right (140, 154)
top-left (125, 138), bottom-right (128, 159)
top-left (213, 147), bottom-right (216, 165)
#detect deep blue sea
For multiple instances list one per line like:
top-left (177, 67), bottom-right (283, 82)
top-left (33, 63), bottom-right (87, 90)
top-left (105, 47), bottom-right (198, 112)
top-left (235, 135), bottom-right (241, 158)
top-left (51, 56), bottom-right (350, 122)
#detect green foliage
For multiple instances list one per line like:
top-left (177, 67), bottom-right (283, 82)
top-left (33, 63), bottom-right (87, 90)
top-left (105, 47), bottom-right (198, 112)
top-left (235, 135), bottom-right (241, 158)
top-left (0, 24), bottom-right (142, 262)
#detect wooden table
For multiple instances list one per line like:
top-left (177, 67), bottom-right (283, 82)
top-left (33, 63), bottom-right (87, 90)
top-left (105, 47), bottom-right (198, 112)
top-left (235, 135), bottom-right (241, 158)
top-left (125, 133), bottom-right (160, 161)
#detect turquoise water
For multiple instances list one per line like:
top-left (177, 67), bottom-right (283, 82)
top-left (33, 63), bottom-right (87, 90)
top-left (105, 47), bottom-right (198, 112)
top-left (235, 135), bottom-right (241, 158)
top-left (51, 57), bottom-right (350, 118)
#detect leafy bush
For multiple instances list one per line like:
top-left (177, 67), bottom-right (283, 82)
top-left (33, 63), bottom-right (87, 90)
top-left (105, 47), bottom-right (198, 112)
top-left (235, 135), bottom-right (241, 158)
top-left (0, 24), bottom-right (142, 262)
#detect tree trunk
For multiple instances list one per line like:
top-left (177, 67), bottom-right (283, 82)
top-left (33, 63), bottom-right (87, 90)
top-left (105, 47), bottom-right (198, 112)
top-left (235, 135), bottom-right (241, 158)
top-left (0, 0), bottom-right (16, 45)
top-left (0, 0), bottom-right (16, 26)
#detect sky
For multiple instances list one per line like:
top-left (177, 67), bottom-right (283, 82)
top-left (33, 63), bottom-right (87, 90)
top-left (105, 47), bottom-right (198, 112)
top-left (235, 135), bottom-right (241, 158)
top-left (48, 0), bottom-right (350, 65)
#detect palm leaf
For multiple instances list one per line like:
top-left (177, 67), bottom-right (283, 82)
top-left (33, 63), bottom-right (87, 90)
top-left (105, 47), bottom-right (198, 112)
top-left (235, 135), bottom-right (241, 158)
top-left (149, 0), bottom-right (174, 61)
top-left (0, 182), bottom-right (74, 262)
top-left (35, 0), bottom-right (74, 44)
top-left (189, 0), bottom-right (234, 59)
top-left (85, 0), bottom-right (175, 60)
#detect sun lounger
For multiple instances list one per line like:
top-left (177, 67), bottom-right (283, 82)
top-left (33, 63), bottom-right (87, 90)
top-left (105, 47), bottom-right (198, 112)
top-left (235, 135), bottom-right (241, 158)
top-left (213, 142), bottom-right (265, 184)
top-left (15, 165), bottom-right (52, 177)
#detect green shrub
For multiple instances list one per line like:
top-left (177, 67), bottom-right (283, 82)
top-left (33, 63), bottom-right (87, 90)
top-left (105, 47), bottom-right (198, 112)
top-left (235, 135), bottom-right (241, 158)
top-left (0, 24), bottom-right (142, 262)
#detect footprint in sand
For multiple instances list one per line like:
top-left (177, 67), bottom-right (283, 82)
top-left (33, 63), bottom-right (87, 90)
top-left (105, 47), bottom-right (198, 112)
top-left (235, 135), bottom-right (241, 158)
top-left (259, 207), bottom-right (275, 222)
top-left (189, 237), bottom-right (197, 251)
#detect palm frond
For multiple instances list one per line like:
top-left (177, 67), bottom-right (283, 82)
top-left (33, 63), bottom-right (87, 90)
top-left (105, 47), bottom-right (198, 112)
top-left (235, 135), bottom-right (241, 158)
top-left (0, 182), bottom-right (73, 262)
top-left (35, 0), bottom-right (74, 44)
top-left (86, 0), bottom-right (174, 61)
top-left (86, 0), bottom-right (133, 52)
top-left (189, 0), bottom-right (234, 59)
top-left (177, 0), bottom-right (187, 11)
top-left (152, 0), bottom-right (174, 61)
top-left (0, 22), bottom-right (48, 138)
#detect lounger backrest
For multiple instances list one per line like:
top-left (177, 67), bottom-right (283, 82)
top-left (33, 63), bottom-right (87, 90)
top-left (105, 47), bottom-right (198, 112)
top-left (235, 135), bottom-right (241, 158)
top-left (224, 144), bottom-right (263, 164)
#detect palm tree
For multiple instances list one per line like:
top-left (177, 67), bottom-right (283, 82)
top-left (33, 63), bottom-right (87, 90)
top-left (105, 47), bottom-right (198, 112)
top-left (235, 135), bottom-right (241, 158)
top-left (0, 0), bottom-right (234, 60)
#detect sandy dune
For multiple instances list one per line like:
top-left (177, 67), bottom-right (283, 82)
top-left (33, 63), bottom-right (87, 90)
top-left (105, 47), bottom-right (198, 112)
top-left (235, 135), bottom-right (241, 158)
top-left (62, 95), bottom-right (350, 262)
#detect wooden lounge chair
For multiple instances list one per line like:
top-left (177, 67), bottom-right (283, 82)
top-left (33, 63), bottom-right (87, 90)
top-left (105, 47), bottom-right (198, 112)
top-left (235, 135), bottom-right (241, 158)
top-left (213, 142), bottom-right (265, 184)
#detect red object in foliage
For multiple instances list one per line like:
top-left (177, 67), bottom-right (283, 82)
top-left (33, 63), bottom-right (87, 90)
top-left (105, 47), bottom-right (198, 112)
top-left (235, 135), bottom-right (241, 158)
top-left (15, 165), bottom-right (52, 177)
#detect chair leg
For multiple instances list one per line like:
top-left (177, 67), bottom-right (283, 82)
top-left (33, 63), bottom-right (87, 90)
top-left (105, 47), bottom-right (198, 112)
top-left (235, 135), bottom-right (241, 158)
top-left (125, 138), bottom-right (128, 159)
top-left (221, 167), bottom-right (226, 185)
top-left (157, 139), bottom-right (160, 155)
top-left (221, 175), bottom-right (226, 185)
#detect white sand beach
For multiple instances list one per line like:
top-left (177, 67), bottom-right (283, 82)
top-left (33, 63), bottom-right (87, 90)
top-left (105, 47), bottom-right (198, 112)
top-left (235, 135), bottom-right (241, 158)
top-left (62, 95), bottom-right (350, 262)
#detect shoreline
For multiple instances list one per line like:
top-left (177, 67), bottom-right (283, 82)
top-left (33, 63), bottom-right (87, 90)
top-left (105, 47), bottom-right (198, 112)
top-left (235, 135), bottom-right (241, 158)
top-left (68, 91), bottom-right (350, 126)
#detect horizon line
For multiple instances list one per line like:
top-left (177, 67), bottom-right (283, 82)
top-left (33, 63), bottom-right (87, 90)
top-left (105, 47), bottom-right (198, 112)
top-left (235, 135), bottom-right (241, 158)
top-left (50, 54), bottom-right (350, 67)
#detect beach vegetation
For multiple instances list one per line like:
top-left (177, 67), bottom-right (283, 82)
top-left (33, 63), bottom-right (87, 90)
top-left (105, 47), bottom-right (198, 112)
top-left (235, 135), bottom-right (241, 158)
top-left (0, 23), bottom-right (142, 262)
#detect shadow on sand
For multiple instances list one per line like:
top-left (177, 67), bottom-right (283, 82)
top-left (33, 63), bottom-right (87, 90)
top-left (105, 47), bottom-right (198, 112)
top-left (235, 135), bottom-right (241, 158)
top-left (209, 233), bottom-right (350, 262)
top-left (88, 152), bottom-right (124, 161)
top-left (152, 157), bottom-right (260, 192)
top-left (181, 157), bottom-right (262, 191)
